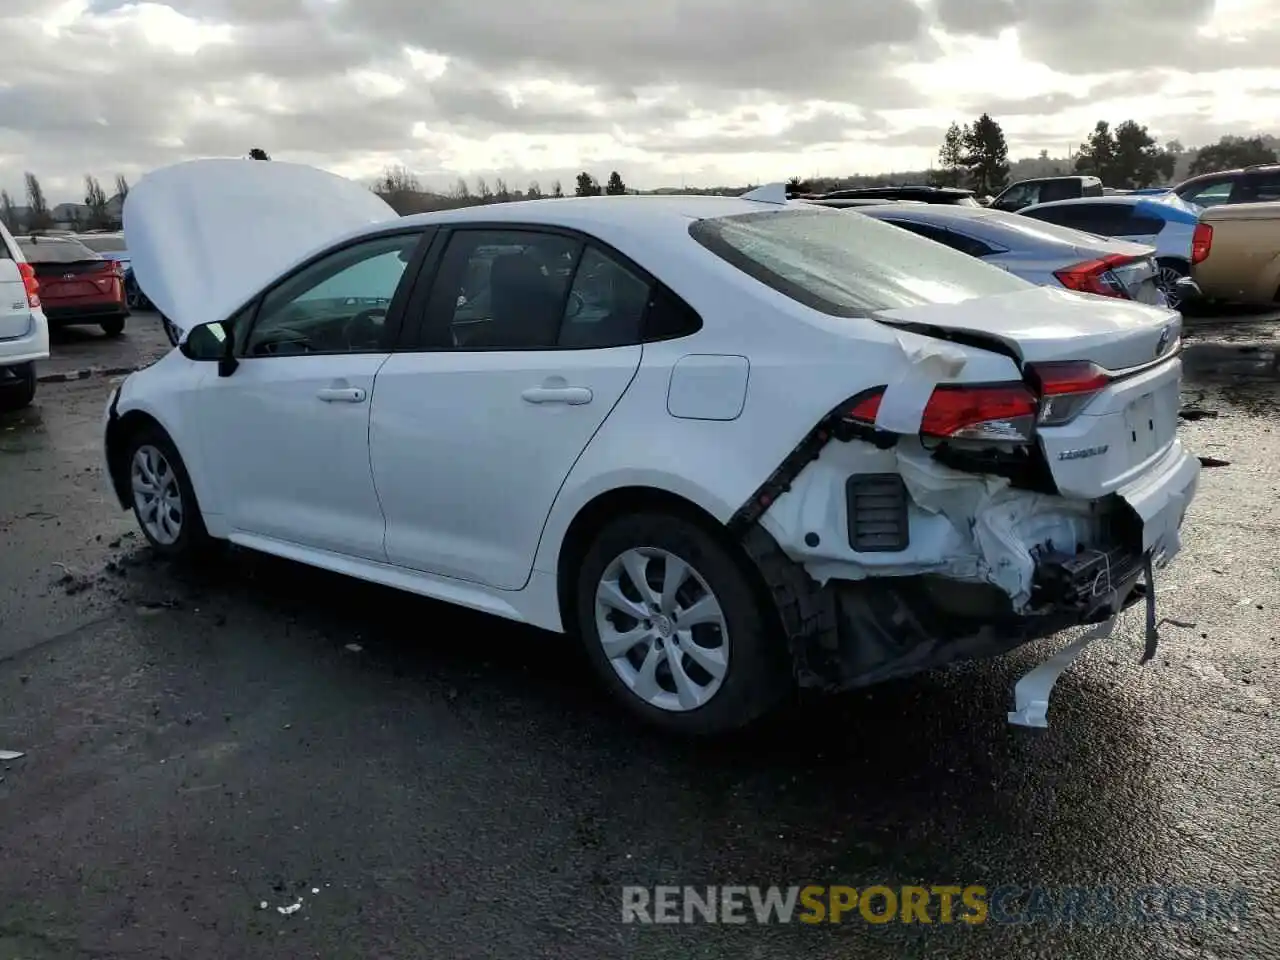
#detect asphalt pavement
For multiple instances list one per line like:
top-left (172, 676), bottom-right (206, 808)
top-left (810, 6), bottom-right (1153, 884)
top-left (0, 311), bottom-right (1278, 959)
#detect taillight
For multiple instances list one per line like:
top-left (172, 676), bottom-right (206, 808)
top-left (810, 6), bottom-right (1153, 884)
top-left (17, 262), bottom-right (39, 308)
top-left (1191, 223), bottom-right (1213, 264)
top-left (1054, 253), bottom-right (1136, 298)
top-left (843, 383), bottom-right (1037, 443)
top-left (1027, 360), bottom-right (1112, 425)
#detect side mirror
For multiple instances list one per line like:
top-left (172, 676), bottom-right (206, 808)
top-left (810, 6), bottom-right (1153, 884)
top-left (180, 320), bottom-right (239, 376)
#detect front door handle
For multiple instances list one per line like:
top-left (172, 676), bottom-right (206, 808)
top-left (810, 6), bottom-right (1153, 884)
top-left (521, 386), bottom-right (593, 405)
top-left (317, 386), bottom-right (367, 403)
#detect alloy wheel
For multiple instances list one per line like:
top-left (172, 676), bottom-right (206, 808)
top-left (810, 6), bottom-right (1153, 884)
top-left (131, 444), bottom-right (183, 545)
top-left (594, 547), bottom-right (730, 712)
top-left (1157, 265), bottom-right (1187, 309)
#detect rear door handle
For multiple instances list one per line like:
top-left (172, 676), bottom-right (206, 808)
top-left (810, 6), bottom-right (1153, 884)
top-left (317, 387), bottom-right (366, 403)
top-left (521, 386), bottom-right (593, 405)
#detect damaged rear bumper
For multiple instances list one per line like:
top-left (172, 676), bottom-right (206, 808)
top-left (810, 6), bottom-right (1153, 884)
top-left (737, 432), bottom-right (1198, 697)
top-left (748, 528), bottom-right (1148, 694)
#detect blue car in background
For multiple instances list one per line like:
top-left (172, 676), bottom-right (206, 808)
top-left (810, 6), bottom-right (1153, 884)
top-left (1018, 194), bottom-right (1205, 307)
top-left (75, 233), bottom-right (148, 307)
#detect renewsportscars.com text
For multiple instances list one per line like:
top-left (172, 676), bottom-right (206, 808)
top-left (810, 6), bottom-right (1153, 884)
top-left (621, 884), bottom-right (1250, 926)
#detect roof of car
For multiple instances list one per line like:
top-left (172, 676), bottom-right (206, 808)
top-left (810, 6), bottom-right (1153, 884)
top-left (1177, 164), bottom-right (1280, 186)
top-left (818, 186), bottom-right (976, 199)
top-left (396, 194), bottom-right (823, 234)
top-left (1023, 193), bottom-right (1202, 223)
top-left (854, 204), bottom-right (997, 221)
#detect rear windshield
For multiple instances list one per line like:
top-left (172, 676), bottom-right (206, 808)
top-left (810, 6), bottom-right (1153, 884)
top-left (17, 237), bottom-right (101, 263)
top-left (688, 207), bottom-right (1030, 316)
top-left (78, 235), bottom-right (126, 253)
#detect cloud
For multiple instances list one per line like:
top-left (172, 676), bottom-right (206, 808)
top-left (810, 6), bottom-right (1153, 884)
top-left (1, 0), bottom-right (1279, 202)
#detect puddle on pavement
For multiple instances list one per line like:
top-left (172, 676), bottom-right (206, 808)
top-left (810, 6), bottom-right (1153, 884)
top-left (1181, 340), bottom-right (1280, 382)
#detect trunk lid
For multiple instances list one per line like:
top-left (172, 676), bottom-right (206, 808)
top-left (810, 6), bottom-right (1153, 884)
top-left (123, 159), bottom-right (398, 333)
top-left (33, 260), bottom-right (118, 299)
top-left (874, 286), bottom-right (1184, 501)
top-left (873, 285), bottom-right (1180, 371)
top-left (0, 259), bottom-right (30, 340)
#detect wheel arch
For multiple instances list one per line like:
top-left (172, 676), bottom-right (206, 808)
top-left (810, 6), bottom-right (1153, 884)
top-left (552, 484), bottom-right (784, 644)
top-left (105, 406), bottom-right (208, 515)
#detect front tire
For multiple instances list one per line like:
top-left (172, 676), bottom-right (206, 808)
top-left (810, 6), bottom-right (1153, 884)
top-left (0, 362), bottom-right (36, 411)
top-left (101, 316), bottom-right (125, 337)
top-left (124, 426), bottom-right (213, 559)
top-left (575, 512), bottom-right (789, 735)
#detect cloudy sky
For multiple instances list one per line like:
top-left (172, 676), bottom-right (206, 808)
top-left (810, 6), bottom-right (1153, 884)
top-left (2, 0), bottom-right (1279, 202)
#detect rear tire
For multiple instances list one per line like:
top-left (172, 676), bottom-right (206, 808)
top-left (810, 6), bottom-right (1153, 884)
top-left (101, 316), bottom-right (125, 337)
top-left (575, 512), bottom-right (790, 735)
top-left (122, 425), bottom-right (214, 560)
top-left (1156, 258), bottom-right (1190, 310)
top-left (0, 362), bottom-right (36, 411)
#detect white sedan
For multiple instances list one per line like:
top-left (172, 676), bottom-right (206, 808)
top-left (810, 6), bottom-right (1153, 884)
top-left (104, 159), bottom-right (1199, 735)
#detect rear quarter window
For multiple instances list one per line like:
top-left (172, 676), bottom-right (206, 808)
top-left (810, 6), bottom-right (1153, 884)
top-left (688, 207), bottom-right (1030, 317)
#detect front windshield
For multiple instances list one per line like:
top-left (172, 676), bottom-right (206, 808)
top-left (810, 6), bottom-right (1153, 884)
top-left (689, 207), bottom-right (1031, 316)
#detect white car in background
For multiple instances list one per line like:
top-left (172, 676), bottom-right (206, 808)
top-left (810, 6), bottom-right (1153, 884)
top-left (0, 219), bottom-right (50, 410)
top-left (105, 159), bottom-right (1199, 735)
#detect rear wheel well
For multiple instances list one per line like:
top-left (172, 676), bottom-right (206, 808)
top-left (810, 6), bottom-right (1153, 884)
top-left (105, 410), bottom-right (167, 506)
top-left (555, 487), bottom-right (783, 640)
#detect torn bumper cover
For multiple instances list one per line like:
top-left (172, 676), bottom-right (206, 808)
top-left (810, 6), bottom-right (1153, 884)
top-left (745, 521), bottom-right (1150, 695)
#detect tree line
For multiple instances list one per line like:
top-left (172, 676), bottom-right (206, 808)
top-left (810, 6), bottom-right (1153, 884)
top-left (929, 116), bottom-right (1278, 195)
top-left (371, 165), bottom-right (630, 215)
top-left (0, 172), bottom-right (131, 233)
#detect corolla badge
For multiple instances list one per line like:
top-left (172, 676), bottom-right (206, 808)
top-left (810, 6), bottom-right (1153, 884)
top-left (1156, 324), bottom-right (1173, 356)
top-left (1058, 445), bottom-right (1109, 461)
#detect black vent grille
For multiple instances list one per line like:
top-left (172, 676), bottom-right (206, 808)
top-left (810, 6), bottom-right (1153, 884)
top-left (845, 473), bottom-right (910, 553)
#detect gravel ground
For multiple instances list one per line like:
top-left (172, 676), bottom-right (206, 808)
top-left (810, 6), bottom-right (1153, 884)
top-left (0, 309), bottom-right (1277, 959)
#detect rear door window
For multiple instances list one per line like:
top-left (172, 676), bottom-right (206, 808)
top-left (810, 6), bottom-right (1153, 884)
top-left (688, 207), bottom-right (1030, 317)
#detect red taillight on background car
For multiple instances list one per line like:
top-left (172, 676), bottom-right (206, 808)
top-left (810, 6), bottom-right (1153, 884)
top-left (843, 383), bottom-right (1038, 443)
top-left (1191, 222), bottom-right (1213, 264)
top-left (1026, 360), bottom-right (1113, 425)
top-left (17, 262), bottom-right (40, 308)
top-left (1053, 253), bottom-right (1136, 298)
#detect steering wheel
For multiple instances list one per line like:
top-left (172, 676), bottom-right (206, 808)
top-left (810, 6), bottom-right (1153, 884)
top-left (344, 307), bottom-right (387, 349)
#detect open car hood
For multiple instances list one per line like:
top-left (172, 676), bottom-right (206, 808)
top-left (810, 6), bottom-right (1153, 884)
top-left (123, 159), bottom-right (397, 333)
